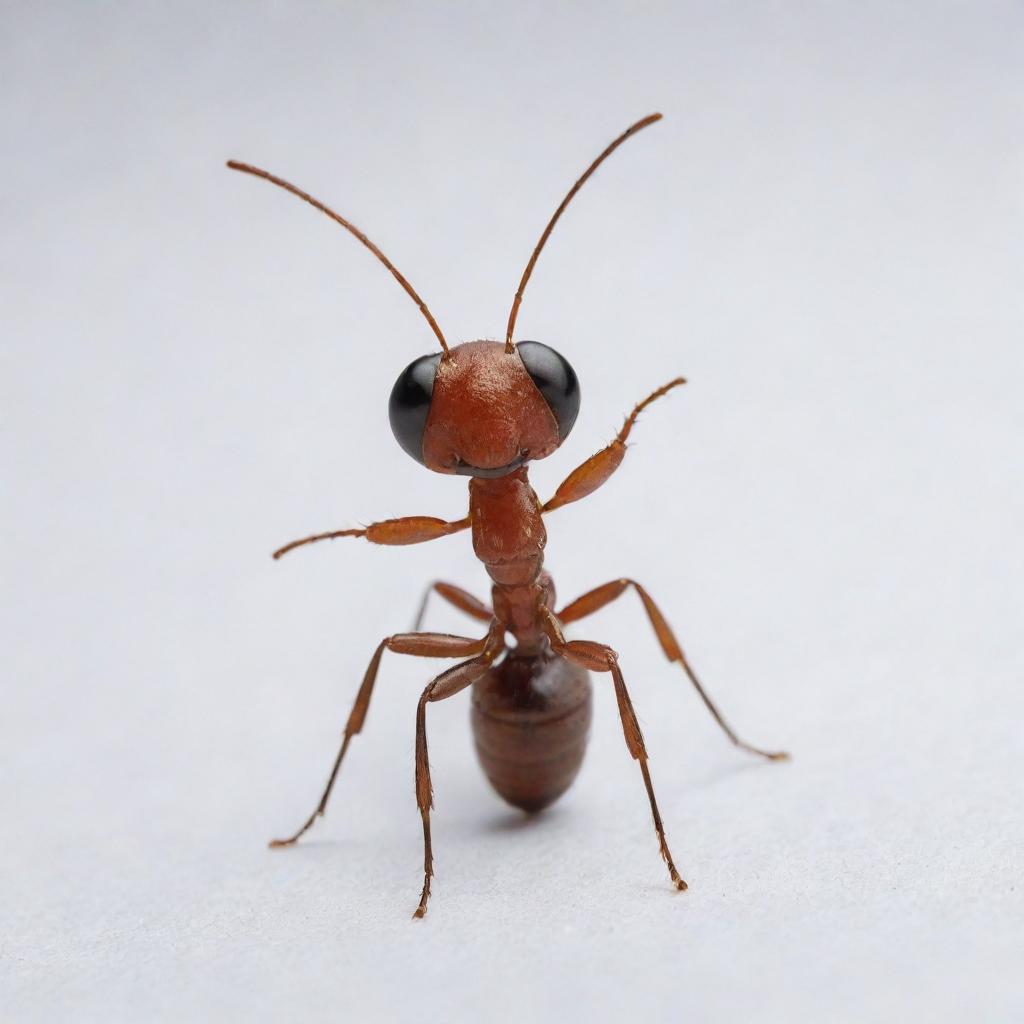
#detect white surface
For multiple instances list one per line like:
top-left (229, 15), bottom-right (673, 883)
top-left (3, 2), bottom-right (1022, 1021)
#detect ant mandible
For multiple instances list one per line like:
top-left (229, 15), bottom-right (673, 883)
top-left (228, 113), bottom-right (788, 919)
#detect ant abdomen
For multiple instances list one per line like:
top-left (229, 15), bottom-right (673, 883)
top-left (471, 653), bottom-right (592, 813)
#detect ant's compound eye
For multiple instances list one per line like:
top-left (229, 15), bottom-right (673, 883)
top-left (389, 352), bottom-right (442, 464)
top-left (517, 341), bottom-right (581, 442)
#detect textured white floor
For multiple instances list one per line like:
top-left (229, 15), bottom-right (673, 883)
top-left (3, 3), bottom-right (1022, 1021)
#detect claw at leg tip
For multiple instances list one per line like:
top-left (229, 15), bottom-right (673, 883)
top-left (668, 866), bottom-right (688, 891)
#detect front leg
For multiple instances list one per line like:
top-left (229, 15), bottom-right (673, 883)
top-left (273, 514), bottom-right (470, 560)
top-left (543, 378), bottom-right (685, 512)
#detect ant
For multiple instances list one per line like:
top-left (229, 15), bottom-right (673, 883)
top-left (228, 112), bottom-right (788, 919)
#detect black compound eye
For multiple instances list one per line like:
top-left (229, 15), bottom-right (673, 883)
top-left (517, 340), bottom-right (581, 442)
top-left (389, 352), bottom-right (442, 464)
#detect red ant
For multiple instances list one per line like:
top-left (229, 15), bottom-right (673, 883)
top-left (228, 112), bottom-right (788, 919)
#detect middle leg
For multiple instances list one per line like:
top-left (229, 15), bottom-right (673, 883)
top-left (270, 627), bottom-right (495, 848)
top-left (413, 619), bottom-right (506, 918)
top-left (541, 609), bottom-right (687, 892)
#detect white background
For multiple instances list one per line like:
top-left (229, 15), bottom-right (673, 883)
top-left (3, 2), bottom-right (1022, 1021)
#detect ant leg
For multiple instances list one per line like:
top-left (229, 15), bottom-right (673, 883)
top-left (269, 628), bottom-right (494, 848)
top-left (273, 514), bottom-right (470, 560)
top-left (414, 620), bottom-right (505, 919)
top-left (411, 581), bottom-right (493, 632)
top-left (558, 580), bottom-right (789, 761)
top-left (542, 378), bottom-right (686, 513)
top-left (540, 610), bottom-right (687, 892)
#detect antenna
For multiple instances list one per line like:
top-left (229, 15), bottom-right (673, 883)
top-left (227, 161), bottom-right (450, 357)
top-left (504, 113), bottom-right (663, 352)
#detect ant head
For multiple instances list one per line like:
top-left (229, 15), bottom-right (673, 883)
top-left (389, 340), bottom-right (579, 476)
top-left (228, 113), bottom-right (661, 478)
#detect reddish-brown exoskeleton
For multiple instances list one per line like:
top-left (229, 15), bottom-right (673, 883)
top-left (228, 113), bottom-right (787, 918)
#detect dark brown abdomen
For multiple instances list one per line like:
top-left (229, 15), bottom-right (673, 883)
top-left (471, 653), bottom-right (592, 813)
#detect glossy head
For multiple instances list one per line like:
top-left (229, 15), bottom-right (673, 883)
top-left (228, 113), bottom-right (661, 479)
top-left (389, 340), bottom-right (580, 476)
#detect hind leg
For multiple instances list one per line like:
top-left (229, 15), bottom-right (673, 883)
top-left (411, 580), bottom-right (492, 632)
top-left (558, 578), bottom-right (788, 760)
